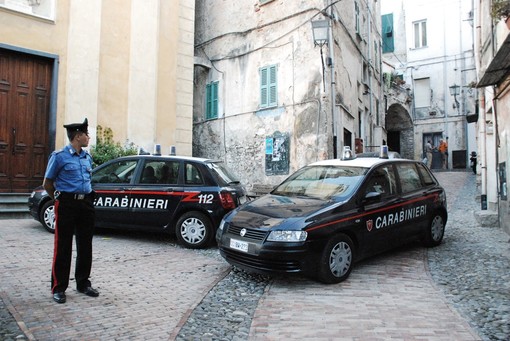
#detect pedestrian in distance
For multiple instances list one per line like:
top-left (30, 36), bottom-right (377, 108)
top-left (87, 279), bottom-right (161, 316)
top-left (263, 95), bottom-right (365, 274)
top-left (425, 140), bottom-right (433, 168)
top-left (438, 138), bottom-right (448, 169)
top-left (43, 118), bottom-right (99, 304)
top-left (470, 151), bottom-right (477, 174)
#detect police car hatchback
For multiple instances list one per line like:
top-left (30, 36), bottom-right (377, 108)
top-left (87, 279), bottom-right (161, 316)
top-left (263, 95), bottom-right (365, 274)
top-left (28, 155), bottom-right (247, 249)
top-left (216, 147), bottom-right (447, 283)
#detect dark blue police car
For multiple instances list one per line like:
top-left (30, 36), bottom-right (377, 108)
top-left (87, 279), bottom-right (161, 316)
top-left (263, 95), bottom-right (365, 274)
top-left (216, 147), bottom-right (447, 283)
top-left (28, 155), bottom-right (247, 249)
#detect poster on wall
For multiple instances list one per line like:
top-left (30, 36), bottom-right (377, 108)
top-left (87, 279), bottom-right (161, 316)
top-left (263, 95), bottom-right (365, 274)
top-left (265, 131), bottom-right (289, 175)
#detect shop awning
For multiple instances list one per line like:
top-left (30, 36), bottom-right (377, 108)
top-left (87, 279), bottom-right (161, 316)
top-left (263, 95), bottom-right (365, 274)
top-left (477, 33), bottom-right (510, 87)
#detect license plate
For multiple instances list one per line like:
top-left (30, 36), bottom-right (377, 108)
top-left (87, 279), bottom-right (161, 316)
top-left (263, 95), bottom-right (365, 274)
top-left (230, 238), bottom-right (249, 253)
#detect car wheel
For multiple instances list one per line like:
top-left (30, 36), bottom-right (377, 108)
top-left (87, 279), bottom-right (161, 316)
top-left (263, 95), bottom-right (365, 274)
top-left (40, 200), bottom-right (56, 234)
top-left (175, 211), bottom-right (213, 249)
top-left (317, 234), bottom-right (354, 284)
top-left (423, 213), bottom-right (445, 247)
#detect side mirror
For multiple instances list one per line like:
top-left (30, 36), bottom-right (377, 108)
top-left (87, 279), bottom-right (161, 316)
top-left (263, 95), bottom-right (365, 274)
top-left (362, 191), bottom-right (381, 205)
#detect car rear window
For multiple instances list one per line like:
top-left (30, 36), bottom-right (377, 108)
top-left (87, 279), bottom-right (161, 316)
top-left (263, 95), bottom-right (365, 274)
top-left (206, 162), bottom-right (240, 185)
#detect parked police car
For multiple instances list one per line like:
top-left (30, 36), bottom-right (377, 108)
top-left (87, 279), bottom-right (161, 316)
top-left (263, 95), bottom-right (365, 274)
top-left (216, 147), bottom-right (447, 283)
top-left (28, 155), bottom-right (247, 249)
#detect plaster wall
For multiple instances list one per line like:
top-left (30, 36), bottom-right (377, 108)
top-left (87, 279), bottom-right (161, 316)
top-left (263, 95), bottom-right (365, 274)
top-left (1, 0), bottom-right (194, 154)
top-left (194, 0), bottom-right (382, 188)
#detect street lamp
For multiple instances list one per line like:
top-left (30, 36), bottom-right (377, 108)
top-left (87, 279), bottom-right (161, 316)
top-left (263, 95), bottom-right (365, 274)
top-left (311, 19), bottom-right (329, 47)
top-left (449, 84), bottom-right (460, 110)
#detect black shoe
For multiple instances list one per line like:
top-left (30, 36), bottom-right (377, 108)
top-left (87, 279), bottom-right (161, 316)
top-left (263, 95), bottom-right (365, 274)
top-left (53, 292), bottom-right (66, 304)
top-left (77, 286), bottom-right (99, 297)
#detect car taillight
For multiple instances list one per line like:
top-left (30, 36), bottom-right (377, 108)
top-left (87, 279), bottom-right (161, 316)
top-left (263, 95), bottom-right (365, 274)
top-left (219, 191), bottom-right (236, 209)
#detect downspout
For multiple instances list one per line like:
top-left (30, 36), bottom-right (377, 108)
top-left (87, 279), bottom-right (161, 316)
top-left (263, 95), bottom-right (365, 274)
top-left (328, 0), bottom-right (339, 158)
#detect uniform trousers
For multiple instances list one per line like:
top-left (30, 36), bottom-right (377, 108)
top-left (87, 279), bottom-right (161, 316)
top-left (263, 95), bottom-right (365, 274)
top-left (51, 196), bottom-right (95, 293)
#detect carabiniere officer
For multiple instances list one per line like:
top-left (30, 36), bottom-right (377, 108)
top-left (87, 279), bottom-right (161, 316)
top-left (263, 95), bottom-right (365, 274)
top-left (43, 118), bottom-right (99, 304)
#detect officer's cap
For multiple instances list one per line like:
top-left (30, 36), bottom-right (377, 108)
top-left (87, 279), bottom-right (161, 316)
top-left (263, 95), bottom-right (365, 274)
top-left (64, 118), bottom-right (88, 139)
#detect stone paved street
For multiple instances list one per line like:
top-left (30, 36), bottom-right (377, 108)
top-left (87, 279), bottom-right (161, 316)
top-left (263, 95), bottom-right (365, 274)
top-left (1, 170), bottom-right (509, 340)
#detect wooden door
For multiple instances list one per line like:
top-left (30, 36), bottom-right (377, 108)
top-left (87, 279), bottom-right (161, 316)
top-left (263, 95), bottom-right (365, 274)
top-left (0, 49), bottom-right (52, 193)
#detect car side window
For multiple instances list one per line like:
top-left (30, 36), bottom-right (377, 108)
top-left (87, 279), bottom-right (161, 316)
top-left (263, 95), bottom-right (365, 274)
top-left (158, 161), bottom-right (180, 184)
top-left (185, 163), bottom-right (204, 185)
top-left (364, 165), bottom-right (397, 199)
top-left (91, 160), bottom-right (138, 184)
top-left (416, 162), bottom-right (436, 186)
top-left (141, 163), bottom-right (159, 184)
top-left (396, 163), bottom-right (422, 193)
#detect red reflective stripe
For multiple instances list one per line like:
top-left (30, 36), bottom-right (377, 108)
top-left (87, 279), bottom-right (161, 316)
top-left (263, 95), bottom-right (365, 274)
top-left (51, 200), bottom-right (59, 293)
top-left (306, 193), bottom-right (439, 232)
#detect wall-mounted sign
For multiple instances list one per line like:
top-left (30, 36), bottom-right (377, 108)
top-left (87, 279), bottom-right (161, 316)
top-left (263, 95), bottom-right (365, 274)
top-left (265, 131), bottom-right (289, 175)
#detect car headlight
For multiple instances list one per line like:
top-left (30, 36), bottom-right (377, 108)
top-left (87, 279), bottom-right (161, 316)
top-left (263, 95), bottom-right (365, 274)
top-left (267, 230), bottom-right (307, 242)
top-left (218, 219), bottom-right (226, 231)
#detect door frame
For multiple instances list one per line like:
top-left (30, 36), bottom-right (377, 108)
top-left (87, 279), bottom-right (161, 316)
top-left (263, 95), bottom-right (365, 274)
top-left (1, 43), bottom-right (59, 152)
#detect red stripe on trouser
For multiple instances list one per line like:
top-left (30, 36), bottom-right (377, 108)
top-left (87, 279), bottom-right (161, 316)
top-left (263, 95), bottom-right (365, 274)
top-left (51, 200), bottom-right (59, 294)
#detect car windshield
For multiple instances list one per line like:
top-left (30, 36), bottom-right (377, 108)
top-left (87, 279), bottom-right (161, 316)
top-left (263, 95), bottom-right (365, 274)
top-left (207, 162), bottom-right (240, 185)
top-left (272, 165), bottom-right (366, 200)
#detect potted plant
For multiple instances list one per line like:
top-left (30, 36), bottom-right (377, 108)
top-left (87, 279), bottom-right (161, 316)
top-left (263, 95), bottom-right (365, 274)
top-left (491, 0), bottom-right (510, 28)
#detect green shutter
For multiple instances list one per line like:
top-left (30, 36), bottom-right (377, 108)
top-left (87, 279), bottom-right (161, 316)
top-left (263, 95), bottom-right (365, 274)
top-left (205, 81), bottom-right (218, 119)
top-left (260, 65), bottom-right (277, 108)
top-left (260, 67), bottom-right (268, 107)
top-left (382, 13), bottom-right (394, 53)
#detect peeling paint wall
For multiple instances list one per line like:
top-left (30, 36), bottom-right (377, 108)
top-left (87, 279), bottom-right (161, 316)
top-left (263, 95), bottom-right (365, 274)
top-left (193, 0), bottom-right (383, 191)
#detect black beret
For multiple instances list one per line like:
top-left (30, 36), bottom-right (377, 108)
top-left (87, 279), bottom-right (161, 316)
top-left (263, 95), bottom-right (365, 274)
top-left (64, 118), bottom-right (88, 134)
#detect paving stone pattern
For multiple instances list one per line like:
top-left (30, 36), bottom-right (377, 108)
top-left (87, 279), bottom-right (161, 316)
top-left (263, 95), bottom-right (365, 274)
top-left (0, 171), bottom-right (509, 340)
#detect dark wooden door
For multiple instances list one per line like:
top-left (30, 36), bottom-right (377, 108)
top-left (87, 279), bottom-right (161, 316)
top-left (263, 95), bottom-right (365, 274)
top-left (0, 49), bottom-right (52, 193)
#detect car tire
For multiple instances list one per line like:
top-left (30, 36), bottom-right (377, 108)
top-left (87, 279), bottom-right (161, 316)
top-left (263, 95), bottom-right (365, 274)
top-left (175, 211), bottom-right (213, 249)
top-left (40, 200), bottom-right (56, 234)
top-left (423, 212), bottom-right (445, 247)
top-left (317, 233), bottom-right (354, 284)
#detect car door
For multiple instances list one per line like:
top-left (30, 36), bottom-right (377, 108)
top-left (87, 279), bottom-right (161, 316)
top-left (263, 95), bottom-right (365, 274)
top-left (359, 164), bottom-right (399, 254)
top-left (393, 162), bottom-right (431, 241)
top-left (129, 159), bottom-right (183, 229)
top-left (92, 158), bottom-right (138, 227)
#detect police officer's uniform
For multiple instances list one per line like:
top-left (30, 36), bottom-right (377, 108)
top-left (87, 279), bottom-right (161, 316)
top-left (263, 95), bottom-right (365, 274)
top-left (44, 118), bottom-right (99, 303)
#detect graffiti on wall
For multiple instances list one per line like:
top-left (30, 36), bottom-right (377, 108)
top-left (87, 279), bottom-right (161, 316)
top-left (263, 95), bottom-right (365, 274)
top-left (265, 131), bottom-right (289, 175)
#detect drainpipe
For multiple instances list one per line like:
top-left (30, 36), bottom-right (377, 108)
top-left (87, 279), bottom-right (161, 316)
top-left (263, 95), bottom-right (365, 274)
top-left (328, 0), bottom-right (339, 158)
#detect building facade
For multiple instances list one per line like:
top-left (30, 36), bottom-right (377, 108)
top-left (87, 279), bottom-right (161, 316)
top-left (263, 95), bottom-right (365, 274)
top-left (475, 0), bottom-right (510, 234)
top-left (381, 0), bottom-right (478, 170)
top-left (193, 0), bottom-right (383, 190)
top-left (0, 0), bottom-right (194, 193)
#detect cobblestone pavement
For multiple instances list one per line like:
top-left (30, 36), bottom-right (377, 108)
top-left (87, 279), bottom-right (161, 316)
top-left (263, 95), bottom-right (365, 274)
top-left (1, 170), bottom-right (509, 340)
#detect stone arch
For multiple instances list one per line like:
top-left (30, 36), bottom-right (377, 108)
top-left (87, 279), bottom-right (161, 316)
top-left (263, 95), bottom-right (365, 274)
top-left (385, 103), bottom-right (414, 160)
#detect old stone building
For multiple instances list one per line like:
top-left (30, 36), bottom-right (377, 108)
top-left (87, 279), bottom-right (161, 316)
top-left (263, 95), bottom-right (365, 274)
top-left (0, 0), bottom-right (194, 193)
top-left (381, 0), bottom-right (478, 169)
top-left (193, 0), bottom-right (383, 190)
top-left (475, 0), bottom-right (510, 234)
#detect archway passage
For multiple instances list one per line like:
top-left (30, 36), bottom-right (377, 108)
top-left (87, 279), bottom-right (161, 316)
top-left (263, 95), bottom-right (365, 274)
top-left (385, 103), bottom-right (414, 160)
top-left (0, 48), bottom-right (52, 193)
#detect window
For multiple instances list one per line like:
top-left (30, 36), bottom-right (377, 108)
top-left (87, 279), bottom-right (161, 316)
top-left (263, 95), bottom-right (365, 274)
top-left (206, 81), bottom-right (218, 119)
top-left (0, 0), bottom-right (55, 20)
top-left (354, 1), bottom-right (360, 34)
top-left (413, 20), bottom-right (427, 48)
top-left (382, 13), bottom-right (394, 53)
top-left (416, 163), bottom-right (436, 187)
top-left (260, 65), bottom-right (277, 108)
top-left (414, 78), bottom-right (431, 108)
top-left (364, 165), bottom-right (397, 199)
top-left (396, 163), bottom-right (422, 193)
top-left (91, 160), bottom-right (138, 184)
top-left (185, 163), bottom-right (204, 185)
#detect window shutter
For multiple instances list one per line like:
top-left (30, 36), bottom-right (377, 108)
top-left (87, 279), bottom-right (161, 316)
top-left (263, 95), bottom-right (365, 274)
top-left (382, 13), bottom-right (394, 53)
top-left (260, 67), bottom-right (268, 107)
top-left (206, 83), bottom-right (212, 119)
top-left (268, 65), bottom-right (277, 106)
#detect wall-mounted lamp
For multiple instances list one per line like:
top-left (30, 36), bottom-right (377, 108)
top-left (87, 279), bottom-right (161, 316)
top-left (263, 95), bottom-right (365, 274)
top-left (311, 19), bottom-right (329, 47)
top-left (449, 84), bottom-right (460, 110)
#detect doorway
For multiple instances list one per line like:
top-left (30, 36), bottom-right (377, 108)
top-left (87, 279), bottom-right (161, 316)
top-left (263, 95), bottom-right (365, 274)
top-left (0, 48), bottom-right (53, 193)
